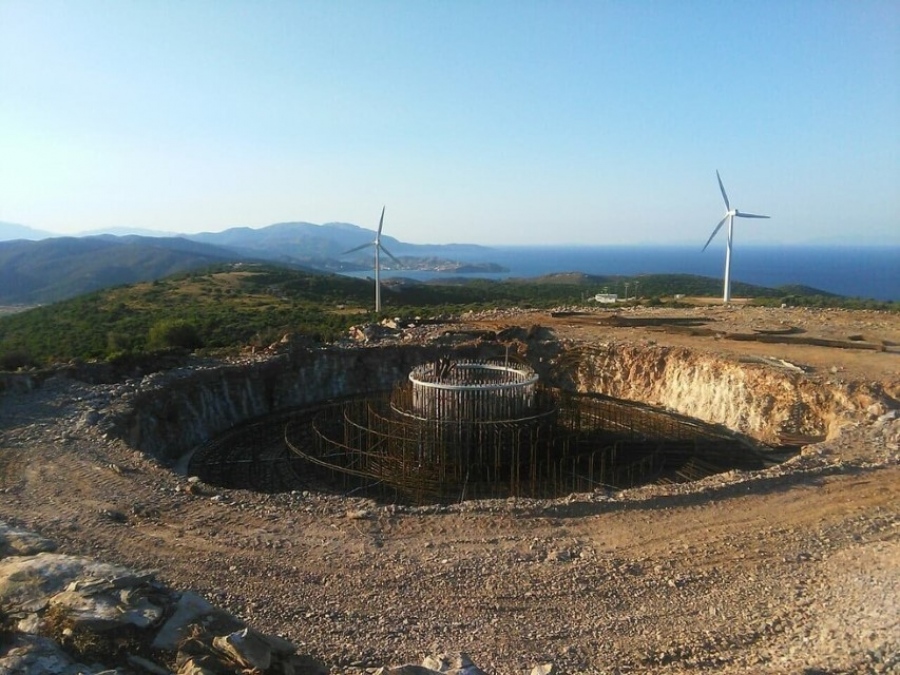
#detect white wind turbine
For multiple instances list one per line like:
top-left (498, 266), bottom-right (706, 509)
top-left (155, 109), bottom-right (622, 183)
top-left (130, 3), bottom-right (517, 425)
top-left (342, 206), bottom-right (402, 313)
top-left (702, 170), bottom-right (770, 304)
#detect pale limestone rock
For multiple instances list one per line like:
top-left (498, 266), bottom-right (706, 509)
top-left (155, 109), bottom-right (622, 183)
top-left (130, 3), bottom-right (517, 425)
top-left (0, 633), bottom-right (95, 675)
top-left (422, 652), bottom-right (476, 672)
top-left (0, 553), bottom-right (137, 615)
top-left (212, 628), bottom-right (273, 670)
top-left (49, 585), bottom-right (164, 631)
top-left (531, 664), bottom-right (558, 675)
top-left (152, 591), bottom-right (234, 651)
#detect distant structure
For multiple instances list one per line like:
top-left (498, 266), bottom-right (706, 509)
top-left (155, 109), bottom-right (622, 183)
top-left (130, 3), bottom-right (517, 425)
top-left (702, 170), bottom-right (770, 303)
top-left (593, 293), bottom-right (618, 304)
top-left (342, 206), bottom-right (401, 313)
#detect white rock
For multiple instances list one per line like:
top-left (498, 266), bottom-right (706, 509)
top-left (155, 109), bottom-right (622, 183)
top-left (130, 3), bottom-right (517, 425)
top-left (0, 633), bottom-right (94, 675)
top-left (0, 554), bottom-right (137, 615)
top-left (531, 664), bottom-right (558, 675)
top-left (213, 628), bottom-right (273, 671)
top-left (152, 591), bottom-right (217, 651)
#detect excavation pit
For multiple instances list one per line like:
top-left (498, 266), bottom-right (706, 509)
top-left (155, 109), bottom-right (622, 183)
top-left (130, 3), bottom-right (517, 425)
top-left (189, 358), bottom-right (793, 504)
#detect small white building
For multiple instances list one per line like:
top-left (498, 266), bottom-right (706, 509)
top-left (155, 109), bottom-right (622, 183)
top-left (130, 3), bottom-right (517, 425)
top-left (593, 293), bottom-right (619, 304)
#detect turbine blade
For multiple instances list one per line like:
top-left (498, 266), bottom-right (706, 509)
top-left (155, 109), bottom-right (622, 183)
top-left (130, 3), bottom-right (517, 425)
top-left (716, 170), bottom-right (730, 211)
top-left (376, 205), bottom-right (386, 237)
top-left (735, 212), bottom-right (770, 219)
top-left (342, 242), bottom-right (372, 255)
top-left (379, 244), bottom-right (403, 267)
top-left (702, 216), bottom-right (729, 251)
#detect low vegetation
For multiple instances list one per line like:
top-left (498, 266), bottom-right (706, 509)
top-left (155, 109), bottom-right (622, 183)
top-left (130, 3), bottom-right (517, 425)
top-left (0, 263), bottom-right (894, 368)
top-left (42, 604), bottom-right (169, 672)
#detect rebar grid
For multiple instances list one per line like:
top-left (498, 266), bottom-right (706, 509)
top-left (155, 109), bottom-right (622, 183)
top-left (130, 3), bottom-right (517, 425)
top-left (189, 363), bottom-right (773, 503)
top-left (280, 386), bottom-right (766, 503)
top-left (407, 359), bottom-right (539, 421)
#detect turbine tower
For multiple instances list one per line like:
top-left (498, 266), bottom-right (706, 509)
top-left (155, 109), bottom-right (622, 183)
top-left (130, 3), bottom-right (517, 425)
top-left (342, 206), bottom-right (402, 313)
top-left (702, 171), bottom-right (770, 304)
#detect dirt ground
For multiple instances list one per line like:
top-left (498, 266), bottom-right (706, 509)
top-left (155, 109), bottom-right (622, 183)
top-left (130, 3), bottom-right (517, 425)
top-left (475, 304), bottom-right (900, 394)
top-left (0, 305), bottom-right (898, 674)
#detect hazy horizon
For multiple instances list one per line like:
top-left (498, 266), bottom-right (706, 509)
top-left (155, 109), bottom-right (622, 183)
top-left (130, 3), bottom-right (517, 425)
top-left (3, 218), bottom-right (900, 250)
top-left (1, 2), bottom-right (897, 246)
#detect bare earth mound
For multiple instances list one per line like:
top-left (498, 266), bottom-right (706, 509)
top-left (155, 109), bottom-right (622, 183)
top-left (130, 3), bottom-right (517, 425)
top-left (1, 306), bottom-right (898, 674)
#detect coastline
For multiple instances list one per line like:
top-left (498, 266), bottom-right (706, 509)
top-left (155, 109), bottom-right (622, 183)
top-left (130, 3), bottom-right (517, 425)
top-left (343, 245), bottom-right (900, 301)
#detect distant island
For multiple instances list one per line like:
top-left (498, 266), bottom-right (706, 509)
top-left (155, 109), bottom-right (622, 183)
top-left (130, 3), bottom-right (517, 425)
top-left (392, 257), bottom-right (508, 274)
top-left (435, 262), bottom-right (508, 274)
top-left (322, 258), bottom-right (509, 275)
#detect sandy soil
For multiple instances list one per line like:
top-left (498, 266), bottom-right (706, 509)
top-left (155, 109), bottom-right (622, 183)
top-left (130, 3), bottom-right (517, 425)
top-left (0, 306), bottom-right (898, 674)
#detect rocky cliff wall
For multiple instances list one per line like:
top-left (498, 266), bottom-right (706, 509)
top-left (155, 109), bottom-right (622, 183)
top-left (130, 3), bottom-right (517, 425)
top-left (86, 339), bottom-right (889, 461)
top-left (562, 342), bottom-right (884, 443)
top-left (120, 346), bottom-right (444, 460)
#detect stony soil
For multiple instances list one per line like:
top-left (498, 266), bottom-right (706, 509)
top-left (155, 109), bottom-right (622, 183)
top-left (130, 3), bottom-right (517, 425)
top-left (1, 306), bottom-right (898, 674)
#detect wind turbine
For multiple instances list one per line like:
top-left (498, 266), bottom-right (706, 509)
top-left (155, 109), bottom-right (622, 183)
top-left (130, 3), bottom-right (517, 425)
top-left (703, 170), bottom-right (770, 304)
top-left (342, 206), bottom-right (402, 313)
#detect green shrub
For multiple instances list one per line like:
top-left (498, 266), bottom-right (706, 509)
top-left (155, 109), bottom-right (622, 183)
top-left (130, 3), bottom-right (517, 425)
top-left (147, 319), bottom-right (203, 350)
top-left (106, 331), bottom-right (134, 355)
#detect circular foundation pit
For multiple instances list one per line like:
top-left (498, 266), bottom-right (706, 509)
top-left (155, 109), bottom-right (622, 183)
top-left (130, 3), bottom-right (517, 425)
top-left (189, 358), bottom-right (791, 504)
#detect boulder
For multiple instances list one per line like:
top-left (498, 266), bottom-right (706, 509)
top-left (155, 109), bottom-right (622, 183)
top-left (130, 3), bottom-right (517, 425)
top-left (212, 628), bottom-right (276, 670)
top-left (49, 584), bottom-right (165, 631)
top-left (0, 554), bottom-right (141, 617)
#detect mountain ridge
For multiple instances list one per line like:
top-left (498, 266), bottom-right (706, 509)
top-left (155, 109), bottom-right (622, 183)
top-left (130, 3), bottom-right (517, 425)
top-left (0, 222), bottom-right (502, 304)
top-left (0, 236), bottom-right (246, 304)
top-left (0, 221), bottom-right (56, 241)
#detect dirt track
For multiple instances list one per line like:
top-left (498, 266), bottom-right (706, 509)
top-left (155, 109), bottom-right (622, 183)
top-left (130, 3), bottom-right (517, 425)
top-left (0, 306), bottom-right (898, 674)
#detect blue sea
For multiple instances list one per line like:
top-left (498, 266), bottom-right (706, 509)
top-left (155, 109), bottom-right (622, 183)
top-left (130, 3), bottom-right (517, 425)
top-left (345, 245), bottom-right (899, 301)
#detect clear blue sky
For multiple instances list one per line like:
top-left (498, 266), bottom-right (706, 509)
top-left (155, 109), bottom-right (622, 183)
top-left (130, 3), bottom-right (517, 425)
top-left (1, 0), bottom-right (897, 245)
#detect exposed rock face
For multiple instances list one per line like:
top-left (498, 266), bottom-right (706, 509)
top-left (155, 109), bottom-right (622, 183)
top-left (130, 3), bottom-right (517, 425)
top-left (118, 346), bottom-right (443, 460)
top-left (7, 312), bottom-right (884, 474)
top-left (566, 342), bottom-right (885, 443)
top-left (111, 338), bottom-right (889, 467)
